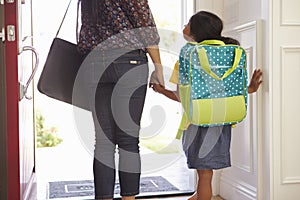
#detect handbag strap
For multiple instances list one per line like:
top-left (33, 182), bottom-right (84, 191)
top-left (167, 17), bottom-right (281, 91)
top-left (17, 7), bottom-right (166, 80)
top-left (55, 0), bottom-right (80, 42)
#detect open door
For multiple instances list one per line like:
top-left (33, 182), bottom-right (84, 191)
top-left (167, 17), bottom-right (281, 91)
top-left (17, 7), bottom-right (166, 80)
top-left (0, 1), bottom-right (8, 199)
top-left (0, 0), bottom-right (38, 199)
top-left (219, 20), bottom-right (263, 200)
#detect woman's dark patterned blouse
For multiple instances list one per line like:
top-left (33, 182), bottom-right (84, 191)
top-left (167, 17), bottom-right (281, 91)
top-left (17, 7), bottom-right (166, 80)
top-left (78, 0), bottom-right (160, 54)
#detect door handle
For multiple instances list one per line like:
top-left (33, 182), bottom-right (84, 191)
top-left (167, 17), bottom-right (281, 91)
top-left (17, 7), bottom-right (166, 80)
top-left (19, 46), bottom-right (39, 101)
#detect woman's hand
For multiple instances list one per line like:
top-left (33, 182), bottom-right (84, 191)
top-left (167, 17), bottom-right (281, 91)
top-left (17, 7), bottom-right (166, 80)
top-left (146, 45), bottom-right (165, 88)
top-left (149, 68), bottom-right (165, 88)
top-left (248, 69), bottom-right (263, 93)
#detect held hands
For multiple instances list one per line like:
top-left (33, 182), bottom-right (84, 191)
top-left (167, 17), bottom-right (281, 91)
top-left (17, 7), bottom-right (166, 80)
top-left (248, 69), bottom-right (263, 93)
top-left (146, 45), bottom-right (165, 88)
top-left (149, 67), bottom-right (165, 89)
top-left (150, 82), bottom-right (180, 102)
top-left (150, 82), bottom-right (165, 93)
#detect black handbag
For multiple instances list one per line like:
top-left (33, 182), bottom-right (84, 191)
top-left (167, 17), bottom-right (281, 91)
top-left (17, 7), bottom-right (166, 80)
top-left (37, 0), bottom-right (88, 109)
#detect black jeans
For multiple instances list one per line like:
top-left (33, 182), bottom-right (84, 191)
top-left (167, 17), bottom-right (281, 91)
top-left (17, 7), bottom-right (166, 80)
top-left (85, 49), bottom-right (149, 199)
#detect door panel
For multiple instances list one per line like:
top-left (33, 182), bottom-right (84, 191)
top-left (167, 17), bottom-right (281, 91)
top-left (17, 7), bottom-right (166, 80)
top-left (272, 0), bottom-right (300, 199)
top-left (219, 21), bottom-right (263, 200)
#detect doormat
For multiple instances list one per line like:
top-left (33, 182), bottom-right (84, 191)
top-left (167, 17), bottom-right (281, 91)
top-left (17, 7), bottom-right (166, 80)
top-left (48, 176), bottom-right (179, 199)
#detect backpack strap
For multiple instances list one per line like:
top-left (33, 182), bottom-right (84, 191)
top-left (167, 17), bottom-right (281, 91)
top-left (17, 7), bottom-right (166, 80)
top-left (198, 47), bottom-right (243, 80)
top-left (189, 40), bottom-right (226, 46)
top-left (199, 40), bottom-right (225, 46)
top-left (175, 112), bottom-right (190, 139)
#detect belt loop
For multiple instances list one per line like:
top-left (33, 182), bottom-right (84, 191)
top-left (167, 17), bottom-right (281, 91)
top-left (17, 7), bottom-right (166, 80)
top-left (139, 49), bottom-right (146, 56)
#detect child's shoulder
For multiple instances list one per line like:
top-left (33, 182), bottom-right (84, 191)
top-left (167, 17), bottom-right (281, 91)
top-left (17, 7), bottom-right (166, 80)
top-left (181, 42), bottom-right (196, 49)
top-left (180, 43), bottom-right (197, 55)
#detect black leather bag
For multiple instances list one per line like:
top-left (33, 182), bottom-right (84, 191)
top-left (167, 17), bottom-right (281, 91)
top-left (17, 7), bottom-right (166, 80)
top-left (37, 0), bottom-right (88, 109)
top-left (37, 38), bottom-right (85, 104)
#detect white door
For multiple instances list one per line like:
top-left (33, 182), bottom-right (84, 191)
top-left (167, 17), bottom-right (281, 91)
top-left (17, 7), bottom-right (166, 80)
top-left (195, 1), bottom-right (262, 199)
top-left (219, 21), bottom-right (263, 200)
top-left (271, 0), bottom-right (300, 199)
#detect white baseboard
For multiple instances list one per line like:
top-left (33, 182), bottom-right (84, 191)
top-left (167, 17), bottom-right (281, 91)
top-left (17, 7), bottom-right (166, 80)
top-left (219, 173), bottom-right (257, 200)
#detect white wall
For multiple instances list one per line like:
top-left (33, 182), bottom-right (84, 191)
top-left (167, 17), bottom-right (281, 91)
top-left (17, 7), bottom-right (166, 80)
top-left (223, 0), bottom-right (261, 29)
top-left (197, 0), bottom-right (262, 29)
top-left (196, 0), bottom-right (223, 17)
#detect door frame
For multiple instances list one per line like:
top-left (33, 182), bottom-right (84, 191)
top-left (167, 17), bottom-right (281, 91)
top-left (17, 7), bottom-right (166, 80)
top-left (0, 1), bottom-right (8, 199)
top-left (1, 1), bottom-right (20, 199)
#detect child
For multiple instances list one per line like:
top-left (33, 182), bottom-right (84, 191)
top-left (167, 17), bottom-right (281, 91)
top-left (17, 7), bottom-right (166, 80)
top-left (150, 11), bottom-right (263, 200)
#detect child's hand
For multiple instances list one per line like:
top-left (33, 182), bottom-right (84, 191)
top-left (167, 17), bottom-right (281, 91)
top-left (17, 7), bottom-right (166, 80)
top-left (248, 69), bottom-right (263, 93)
top-left (151, 83), bottom-right (165, 94)
top-left (150, 83), bottom-right (180, 101)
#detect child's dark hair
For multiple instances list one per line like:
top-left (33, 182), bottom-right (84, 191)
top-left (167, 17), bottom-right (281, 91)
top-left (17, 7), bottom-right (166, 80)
top-left (189, 11), bottom-right (240, 45)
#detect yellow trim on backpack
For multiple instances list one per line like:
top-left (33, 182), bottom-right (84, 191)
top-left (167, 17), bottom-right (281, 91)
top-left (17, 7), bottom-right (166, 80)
top-left (189, 40), bottom-right (226, 46)
top-left (198, 47), bottom-right (243, 80)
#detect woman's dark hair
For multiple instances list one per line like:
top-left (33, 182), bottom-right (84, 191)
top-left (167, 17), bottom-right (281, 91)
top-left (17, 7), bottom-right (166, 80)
top-left (189, 11), bottom-right (240, 45)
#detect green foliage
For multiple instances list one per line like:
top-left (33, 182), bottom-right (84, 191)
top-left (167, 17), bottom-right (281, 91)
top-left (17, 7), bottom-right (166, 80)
top-left (36, 111), bottom-right (63, 148)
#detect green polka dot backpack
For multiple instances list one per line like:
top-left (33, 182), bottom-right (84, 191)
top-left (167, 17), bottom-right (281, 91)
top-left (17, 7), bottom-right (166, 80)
top-left (179, 40), bottom-right (248, 127)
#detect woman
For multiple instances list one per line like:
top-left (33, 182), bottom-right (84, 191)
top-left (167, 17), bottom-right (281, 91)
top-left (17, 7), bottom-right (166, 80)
top-left (77, 0), bottom-right (164, 199)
